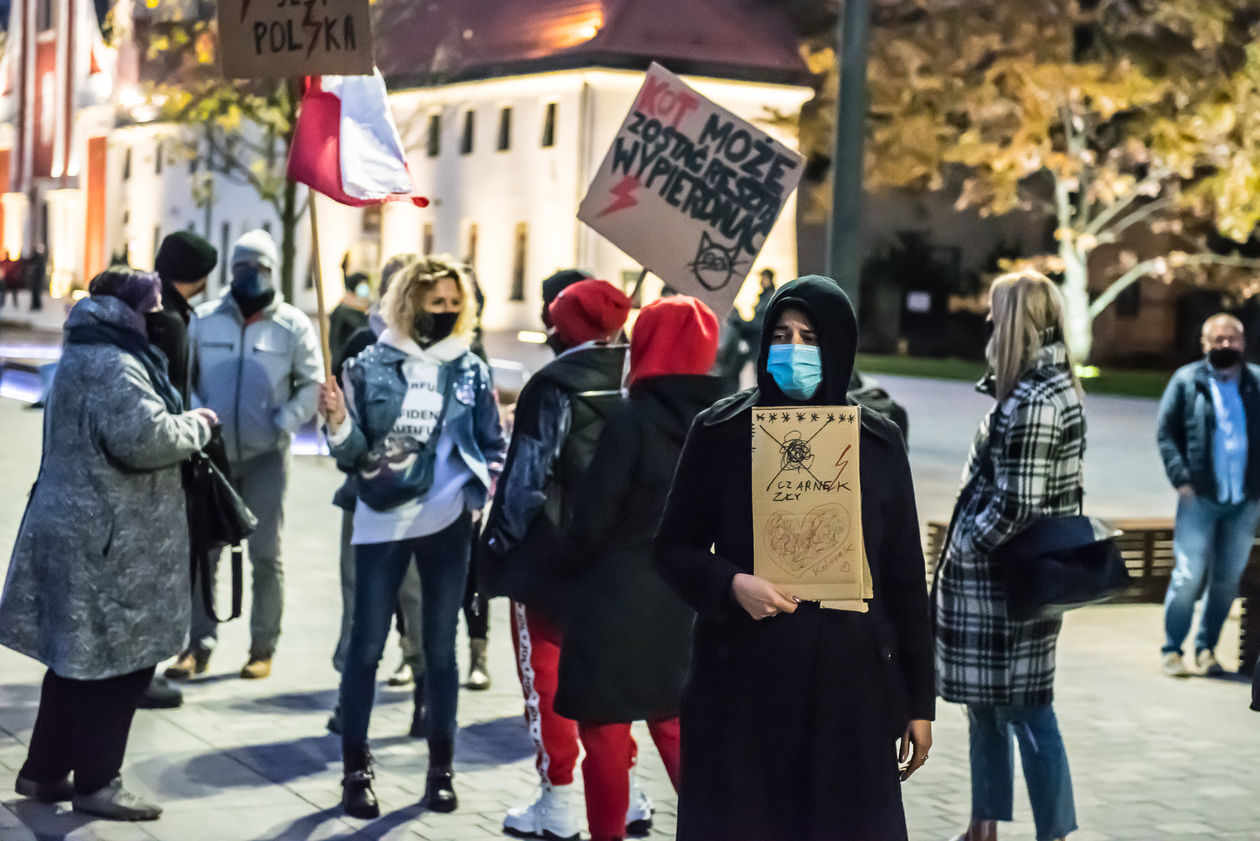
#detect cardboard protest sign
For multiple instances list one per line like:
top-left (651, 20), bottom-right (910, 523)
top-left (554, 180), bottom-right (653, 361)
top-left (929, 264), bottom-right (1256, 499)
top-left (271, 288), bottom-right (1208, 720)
top-left (217, 0), bottom-right (373, 79)
top-left (751, 406), bottom-right (872, 608)
top-left (577, 63), bottom-right (804, 315)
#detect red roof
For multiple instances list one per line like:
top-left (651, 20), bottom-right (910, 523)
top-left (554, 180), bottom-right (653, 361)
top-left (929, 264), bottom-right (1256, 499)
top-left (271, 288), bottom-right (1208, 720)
top-left (373, 0), bottom-right (812, 88)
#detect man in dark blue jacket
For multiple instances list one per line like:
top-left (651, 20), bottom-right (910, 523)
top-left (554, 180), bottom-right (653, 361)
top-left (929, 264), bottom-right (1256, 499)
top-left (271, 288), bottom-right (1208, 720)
top-left (1156, 313), bottom-right (1260, 677)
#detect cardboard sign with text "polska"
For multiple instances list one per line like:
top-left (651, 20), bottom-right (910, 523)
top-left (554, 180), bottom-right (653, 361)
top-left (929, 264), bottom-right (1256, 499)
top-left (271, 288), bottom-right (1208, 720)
top-left (751, 406), bottom-right (872, 610)
top-left (577, 63), bottom-right (803, 316)
top-left (218, 0), bottom-right (373, 79)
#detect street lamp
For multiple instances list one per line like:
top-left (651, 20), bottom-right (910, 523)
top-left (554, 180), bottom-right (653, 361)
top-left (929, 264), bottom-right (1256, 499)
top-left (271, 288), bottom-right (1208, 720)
top-left (827, 0), bottom-right (871, 315)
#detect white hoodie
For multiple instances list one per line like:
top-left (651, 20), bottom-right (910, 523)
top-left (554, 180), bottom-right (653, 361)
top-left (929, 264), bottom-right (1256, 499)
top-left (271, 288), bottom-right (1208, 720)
top-left (329, 328), bottom-right (474, 544)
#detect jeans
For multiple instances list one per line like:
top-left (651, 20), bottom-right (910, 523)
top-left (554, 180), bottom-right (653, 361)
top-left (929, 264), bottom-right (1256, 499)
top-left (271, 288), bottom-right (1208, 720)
top-left (1163, 495), bottom-right (1260, 656)
top-left (332, 508), bottom-right (425, 675)
top-left (190, 449), bottom-right (289, 657)
top-left (340, 512), bottom-right (471, 751)
top-left (21, 667), bottom-right (155, 794)
top-left (967, 704), bottom-right (1076, 841)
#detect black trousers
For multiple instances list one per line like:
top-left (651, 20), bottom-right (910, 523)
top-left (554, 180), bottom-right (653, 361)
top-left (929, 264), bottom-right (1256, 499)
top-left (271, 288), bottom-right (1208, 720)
top-left (20, 666), bottom-right (155, 794)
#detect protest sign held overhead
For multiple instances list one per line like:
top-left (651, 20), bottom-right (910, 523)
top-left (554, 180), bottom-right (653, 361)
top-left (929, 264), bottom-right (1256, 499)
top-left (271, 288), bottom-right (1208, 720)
top-left (751, 406), bottom-right (871, 609)
top-left (218, 0), bottom-right (374, 79)
top-left (577, 63), bottom-right (804, 315)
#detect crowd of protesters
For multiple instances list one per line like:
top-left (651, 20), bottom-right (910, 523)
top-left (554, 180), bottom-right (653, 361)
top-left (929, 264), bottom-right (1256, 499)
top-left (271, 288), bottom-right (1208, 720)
top-left (2, 228), bottom-right (1259, 841)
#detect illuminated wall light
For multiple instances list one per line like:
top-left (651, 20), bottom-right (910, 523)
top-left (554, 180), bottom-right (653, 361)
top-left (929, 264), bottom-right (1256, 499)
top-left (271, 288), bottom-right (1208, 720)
top-left (517, 330), bottom-right (548, 344)
top-left (1, 193), bottom-right (29, 258)
top-left (45, 189), bottom-right (84, 299)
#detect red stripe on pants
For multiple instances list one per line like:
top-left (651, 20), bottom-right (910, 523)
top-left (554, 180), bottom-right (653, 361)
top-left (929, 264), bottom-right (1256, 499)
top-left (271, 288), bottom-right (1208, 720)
top-left (578, 717), bottom-right (681, 841)
top-left (511, 601), bottom-right (579, 786)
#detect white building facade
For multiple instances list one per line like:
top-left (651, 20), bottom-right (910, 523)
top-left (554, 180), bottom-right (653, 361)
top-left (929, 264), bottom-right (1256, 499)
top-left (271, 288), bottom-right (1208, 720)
top-left (3, 0), bottom-right (814, 328)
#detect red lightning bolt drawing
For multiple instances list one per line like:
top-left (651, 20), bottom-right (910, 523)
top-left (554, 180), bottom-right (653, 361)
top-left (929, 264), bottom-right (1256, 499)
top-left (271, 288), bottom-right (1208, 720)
top-left (302, 0), bottom-right (324, 59)
top-left (596, 176), bottom-right (641, 218)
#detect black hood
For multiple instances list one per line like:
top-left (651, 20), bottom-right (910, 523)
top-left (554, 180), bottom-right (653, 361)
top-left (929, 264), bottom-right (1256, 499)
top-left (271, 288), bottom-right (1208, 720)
top-left (631, 374), bottom-right (728, 440)
top-left (532, 344), bottom-right (628, 393)
top-left (755, 275), bottom-right (857, 406)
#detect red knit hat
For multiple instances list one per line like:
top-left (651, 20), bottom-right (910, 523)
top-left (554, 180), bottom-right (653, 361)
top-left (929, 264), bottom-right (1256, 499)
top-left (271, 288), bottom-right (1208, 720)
top-left (548, 279), bottom-right (632, 347)
top-left (629, 295), bottom-right (719, 385)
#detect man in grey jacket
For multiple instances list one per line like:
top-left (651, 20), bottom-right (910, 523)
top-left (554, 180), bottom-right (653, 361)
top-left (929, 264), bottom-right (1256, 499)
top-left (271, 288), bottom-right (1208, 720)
top-left (168, 229), bottom-right (322, 680)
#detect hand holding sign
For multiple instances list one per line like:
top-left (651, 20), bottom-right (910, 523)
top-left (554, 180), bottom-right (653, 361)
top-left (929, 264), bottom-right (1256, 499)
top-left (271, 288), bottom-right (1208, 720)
top-left (578, 63), bottom-right (804, 315)
top-left (750, 406), bottom-right (872, 608)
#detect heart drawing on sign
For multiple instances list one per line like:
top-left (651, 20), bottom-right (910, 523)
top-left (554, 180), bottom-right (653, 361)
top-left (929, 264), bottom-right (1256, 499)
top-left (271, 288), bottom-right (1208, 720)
top-left (764, 503), bottom-right (852, 579)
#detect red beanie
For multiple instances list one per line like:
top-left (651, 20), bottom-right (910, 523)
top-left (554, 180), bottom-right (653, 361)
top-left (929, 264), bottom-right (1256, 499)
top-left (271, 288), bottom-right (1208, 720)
top-left (629, 295), bottom-right (719, 385)
top-left (548, 279), bottom-right (632, 347)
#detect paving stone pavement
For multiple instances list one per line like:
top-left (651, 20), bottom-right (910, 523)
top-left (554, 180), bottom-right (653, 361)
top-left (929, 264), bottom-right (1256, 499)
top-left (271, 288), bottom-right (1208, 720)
top-left (1, 383), bottom-right (1258, 841)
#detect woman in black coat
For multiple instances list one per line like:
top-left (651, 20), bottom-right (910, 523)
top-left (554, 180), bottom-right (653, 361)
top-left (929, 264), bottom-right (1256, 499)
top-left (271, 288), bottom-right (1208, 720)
top-left (555, 296), bottom-right (727, 841)
top-left (652, 275), bottom-right (935, 841)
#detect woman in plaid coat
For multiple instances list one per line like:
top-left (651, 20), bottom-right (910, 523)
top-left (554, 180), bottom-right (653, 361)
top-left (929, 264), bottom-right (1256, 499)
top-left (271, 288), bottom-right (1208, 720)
top-left (934, 271), bottom-right (1085, 841)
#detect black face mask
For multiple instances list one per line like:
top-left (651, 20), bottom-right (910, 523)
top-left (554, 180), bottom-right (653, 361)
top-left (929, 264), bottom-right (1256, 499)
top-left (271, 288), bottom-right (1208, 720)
top-left (143, 310), bottom-right (165, 344)
top-left (1208, 347), bottom-right (1243, 370)
top-left (232, 287), bottom-right (275, 318)
top-left (545, 331), bottom-right (570, 355)
top-left (417, 311), bottom-right (459, 346)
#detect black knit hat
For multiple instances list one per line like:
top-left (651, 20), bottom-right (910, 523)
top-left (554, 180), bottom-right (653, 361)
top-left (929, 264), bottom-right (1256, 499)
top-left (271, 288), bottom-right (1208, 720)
top-left (155, 230), bottom-right (218, 283)
top-left (540, 268), bottom-right (592, 328)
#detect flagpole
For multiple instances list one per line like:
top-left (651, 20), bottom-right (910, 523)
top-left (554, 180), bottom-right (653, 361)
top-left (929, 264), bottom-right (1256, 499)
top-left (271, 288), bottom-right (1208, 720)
top-left (308, 194), bottom-right (333, 380)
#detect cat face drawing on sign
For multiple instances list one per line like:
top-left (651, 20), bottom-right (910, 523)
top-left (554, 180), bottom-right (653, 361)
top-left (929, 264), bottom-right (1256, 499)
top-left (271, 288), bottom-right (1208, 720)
top-left (689, 232), bottom-right (747, 291)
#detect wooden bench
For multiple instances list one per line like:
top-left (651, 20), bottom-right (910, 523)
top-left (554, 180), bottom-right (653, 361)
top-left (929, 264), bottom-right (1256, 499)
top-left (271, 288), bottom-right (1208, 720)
top-left (923, 518), bottom-right (1260, 672)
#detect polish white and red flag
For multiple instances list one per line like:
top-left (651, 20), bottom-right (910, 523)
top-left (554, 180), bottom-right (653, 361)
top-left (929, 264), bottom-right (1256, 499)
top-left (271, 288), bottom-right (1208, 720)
top-left (286, 69), bottom-right (428, 207)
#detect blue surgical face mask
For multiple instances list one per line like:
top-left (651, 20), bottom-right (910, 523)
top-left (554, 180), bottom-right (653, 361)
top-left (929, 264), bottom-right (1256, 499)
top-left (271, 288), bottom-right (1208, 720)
top-left (767, 343), bottom-right (822, 400)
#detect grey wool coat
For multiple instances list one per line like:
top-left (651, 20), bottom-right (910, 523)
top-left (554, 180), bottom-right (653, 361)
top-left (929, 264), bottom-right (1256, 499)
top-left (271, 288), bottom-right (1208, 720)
top-left (0, 296), bottom-right (212, 680)
top-left (934, 341), bottom-right (1086, 706)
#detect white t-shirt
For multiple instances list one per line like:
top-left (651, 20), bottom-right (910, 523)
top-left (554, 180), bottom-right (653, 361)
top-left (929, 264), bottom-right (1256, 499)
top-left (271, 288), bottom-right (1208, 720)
top-left (329, 329), bottom-right (475, 545)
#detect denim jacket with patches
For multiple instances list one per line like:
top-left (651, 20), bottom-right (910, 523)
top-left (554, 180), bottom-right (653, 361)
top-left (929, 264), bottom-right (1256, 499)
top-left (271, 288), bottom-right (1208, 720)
top-left (330, 340), bottom-right (506, 510)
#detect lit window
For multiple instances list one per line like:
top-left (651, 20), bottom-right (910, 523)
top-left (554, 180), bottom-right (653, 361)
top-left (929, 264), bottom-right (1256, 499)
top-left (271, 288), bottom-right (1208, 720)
top-left (155, 141), bottom-right (163, 175)
top-left (461, 110), bottom-right (475, 155)
top-left (465, 222), bottom-right (479, 269)
top-left (498, 107), bottom-right (512, 151)
top-left (122, 148), bottom-right (131, 180)
top-left (541, 103), bottom-right (557, 148)
top-left (423, 222), bottom-right (434, 255)
top-left (427, 114), bottom-right (441, 158)
top-left (511, 223), bottom-right (528, 302)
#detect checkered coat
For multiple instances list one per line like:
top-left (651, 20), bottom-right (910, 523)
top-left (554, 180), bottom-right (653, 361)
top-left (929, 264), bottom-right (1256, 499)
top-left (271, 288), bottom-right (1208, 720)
top-left (934, 343), bottom-right (1086, 706)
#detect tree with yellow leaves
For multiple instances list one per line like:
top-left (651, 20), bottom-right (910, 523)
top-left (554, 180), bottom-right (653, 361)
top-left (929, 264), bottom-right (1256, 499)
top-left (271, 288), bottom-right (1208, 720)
top-left (801, 0), bottom-right (1260, 361)
top-left (134, 13), bottom-right (303, 298)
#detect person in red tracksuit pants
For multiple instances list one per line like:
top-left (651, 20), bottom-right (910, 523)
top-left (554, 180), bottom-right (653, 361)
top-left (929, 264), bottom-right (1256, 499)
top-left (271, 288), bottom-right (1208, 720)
top-left (553, 296), bottom-right (727, 841)
top-left (480, 277), bottom-right (634, 841)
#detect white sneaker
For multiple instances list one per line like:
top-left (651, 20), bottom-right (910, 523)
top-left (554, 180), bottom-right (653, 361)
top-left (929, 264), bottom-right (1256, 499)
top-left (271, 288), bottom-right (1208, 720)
top-left (1161, 651), bottom-right (1191, 678)
top-left (1196, 649), bottom-right (1225, 676)
top-left (626, 776), bottom-right (654, 836)
top-left (387, 660), bottom-right (414, 687)
top-left (503, 783), bottom-right (581, 841)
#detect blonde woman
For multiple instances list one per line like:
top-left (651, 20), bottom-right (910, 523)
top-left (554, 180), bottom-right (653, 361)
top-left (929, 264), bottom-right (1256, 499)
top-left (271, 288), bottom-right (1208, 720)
top-left (318, 257), bottom-right (506, 818)
top-left (935, 271), bottom-right (1084, 841)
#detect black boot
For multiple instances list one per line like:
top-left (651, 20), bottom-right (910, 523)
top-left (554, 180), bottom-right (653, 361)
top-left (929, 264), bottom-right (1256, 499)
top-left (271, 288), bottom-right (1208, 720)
top-left (341, 744), bottom-right (379, 819)
top-left (423, 738), bottom-right (457, 813)
top-left (408, 674), bottom-right (428, 739)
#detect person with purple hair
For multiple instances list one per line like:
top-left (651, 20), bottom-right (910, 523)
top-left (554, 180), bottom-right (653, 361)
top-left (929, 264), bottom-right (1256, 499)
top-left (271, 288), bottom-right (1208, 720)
top-left (0, 268), bottom-right (218, 820)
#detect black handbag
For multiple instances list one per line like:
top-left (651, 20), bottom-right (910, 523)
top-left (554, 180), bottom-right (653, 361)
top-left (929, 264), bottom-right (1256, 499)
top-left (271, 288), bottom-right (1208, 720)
top-left (185, 427), bottom-right (257, 622)
top-left (993, 513), bottom-right (1130, 621)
